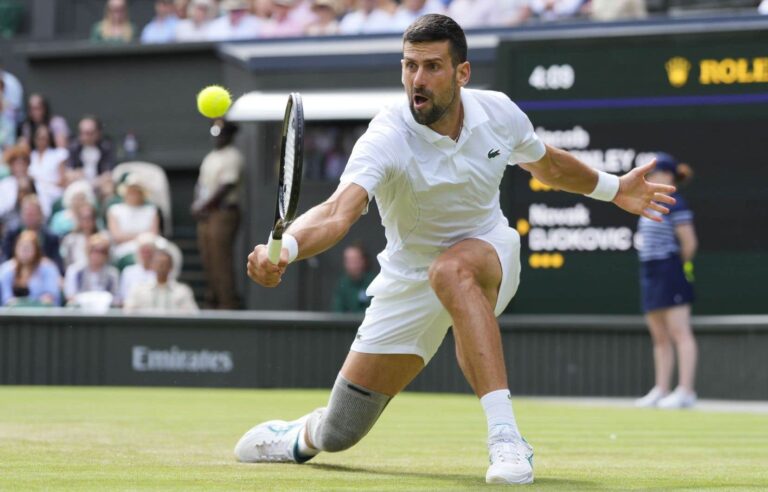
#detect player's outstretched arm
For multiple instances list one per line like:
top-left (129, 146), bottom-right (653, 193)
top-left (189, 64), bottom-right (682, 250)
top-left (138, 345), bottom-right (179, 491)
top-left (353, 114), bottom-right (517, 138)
top-left (520, 145), bottom-right (676, 222)
top-left (247, 183), bottom-right (369, 287)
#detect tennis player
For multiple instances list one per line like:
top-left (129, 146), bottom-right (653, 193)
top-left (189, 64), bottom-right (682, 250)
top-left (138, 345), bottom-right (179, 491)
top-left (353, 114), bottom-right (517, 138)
top-left (237, 14), bottom-right (676, 485)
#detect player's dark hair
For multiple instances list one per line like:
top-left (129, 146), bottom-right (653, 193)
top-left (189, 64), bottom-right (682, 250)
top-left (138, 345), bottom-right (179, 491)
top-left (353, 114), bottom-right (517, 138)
top-left (403, 14), bottom-right (467, 67)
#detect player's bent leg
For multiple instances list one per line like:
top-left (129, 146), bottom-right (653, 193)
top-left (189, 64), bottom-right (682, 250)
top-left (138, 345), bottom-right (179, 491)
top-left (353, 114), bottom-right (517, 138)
top-left (428, 238), bottom-right (506, 397)
top-left (303, 352), bottom-right (424, 453)
top-left (234, 351), bottom-right (423, 464)
top-left (429, 237), bottom-right (533, 485)
top-left (305, 374), bottom-right (390, 453)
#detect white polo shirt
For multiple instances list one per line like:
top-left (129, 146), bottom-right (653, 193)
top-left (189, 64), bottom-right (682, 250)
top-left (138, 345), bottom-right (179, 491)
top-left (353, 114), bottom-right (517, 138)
top-left (340, 88), bottom-right (546, 281)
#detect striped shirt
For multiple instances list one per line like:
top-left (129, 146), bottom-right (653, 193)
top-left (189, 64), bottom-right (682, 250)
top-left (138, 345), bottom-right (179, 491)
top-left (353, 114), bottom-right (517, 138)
top-left (636, 193), bottom-right (693, 262)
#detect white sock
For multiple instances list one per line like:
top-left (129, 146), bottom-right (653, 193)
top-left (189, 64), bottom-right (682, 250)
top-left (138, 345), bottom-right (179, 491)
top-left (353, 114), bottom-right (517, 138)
top-left (296, 423), bottom-right (320, 458)
top-left (480, 389), bottom-right (521, 439)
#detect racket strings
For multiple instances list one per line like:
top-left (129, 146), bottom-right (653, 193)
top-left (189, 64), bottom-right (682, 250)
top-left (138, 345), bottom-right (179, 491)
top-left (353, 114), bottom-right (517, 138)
top-left (281, 112), bottom-right (296, 215)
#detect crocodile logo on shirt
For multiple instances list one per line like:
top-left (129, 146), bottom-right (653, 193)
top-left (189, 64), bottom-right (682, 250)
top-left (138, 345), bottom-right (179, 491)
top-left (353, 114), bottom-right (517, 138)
top-left (487, 148), bottom-right (501, 159)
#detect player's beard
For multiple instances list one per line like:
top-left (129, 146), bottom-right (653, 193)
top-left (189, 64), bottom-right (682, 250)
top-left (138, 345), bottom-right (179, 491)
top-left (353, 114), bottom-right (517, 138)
top-left (409, 78), bottom-right (458, 126)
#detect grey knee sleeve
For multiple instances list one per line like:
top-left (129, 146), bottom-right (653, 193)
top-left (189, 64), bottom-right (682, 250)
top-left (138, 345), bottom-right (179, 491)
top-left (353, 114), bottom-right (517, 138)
top-left (306, 374), bottom-right (391, 453)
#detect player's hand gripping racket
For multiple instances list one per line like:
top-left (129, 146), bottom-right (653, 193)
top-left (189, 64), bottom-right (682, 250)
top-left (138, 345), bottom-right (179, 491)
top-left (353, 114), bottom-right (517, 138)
top-left (267, 93), bottom-right (304, 264)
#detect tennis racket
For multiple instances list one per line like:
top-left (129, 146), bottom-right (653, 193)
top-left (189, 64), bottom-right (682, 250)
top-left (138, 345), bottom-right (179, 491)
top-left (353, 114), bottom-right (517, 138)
top-left (267, 92), bottom-right (304, 264)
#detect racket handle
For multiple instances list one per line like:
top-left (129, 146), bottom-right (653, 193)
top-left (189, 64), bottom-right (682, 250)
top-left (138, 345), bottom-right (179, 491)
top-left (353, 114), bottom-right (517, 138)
top-left (267, 234), bottom-right (282, 264)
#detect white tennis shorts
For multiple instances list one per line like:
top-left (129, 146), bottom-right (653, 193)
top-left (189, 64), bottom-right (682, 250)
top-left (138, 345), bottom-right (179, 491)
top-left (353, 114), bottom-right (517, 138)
top-left (350, 223), bottom-right (521, 364)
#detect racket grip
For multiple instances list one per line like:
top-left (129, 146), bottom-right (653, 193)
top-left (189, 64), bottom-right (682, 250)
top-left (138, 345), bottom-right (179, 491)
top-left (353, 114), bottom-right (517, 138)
top-left (267, 235), bottom-right (282, 264)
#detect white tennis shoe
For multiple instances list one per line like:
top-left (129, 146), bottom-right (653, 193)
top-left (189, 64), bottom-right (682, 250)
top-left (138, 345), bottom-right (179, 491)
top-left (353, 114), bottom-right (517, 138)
top-left (485, 424), bottom-right (534, 485)
top-left (635, 386), bottom-right (668, 408)
top-left (234, 408), bottom-right (324, 463)
top-left (657, 387), bottom-right (697, 409)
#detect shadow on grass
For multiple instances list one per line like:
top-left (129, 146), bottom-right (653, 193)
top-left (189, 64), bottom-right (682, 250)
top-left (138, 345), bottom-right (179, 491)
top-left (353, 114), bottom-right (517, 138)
top-left (309, 463), bottom-right (596, 489)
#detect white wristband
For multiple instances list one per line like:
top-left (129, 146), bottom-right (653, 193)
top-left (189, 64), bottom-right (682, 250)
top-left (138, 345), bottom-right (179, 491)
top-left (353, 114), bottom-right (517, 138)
top-left (586, 171), bottom-right (620, 202)
top-left (282, 233), bottom-right (299, 263)
top-left (267, 232), bottom-right (299, 263)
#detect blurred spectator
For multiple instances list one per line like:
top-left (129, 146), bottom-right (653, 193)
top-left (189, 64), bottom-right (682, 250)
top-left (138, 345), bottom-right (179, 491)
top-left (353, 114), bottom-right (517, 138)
top-left (332, 243), bottom-right (375, 312)
top-left (49, 180), bottom-right (97, 237)
top-left (123, 243), bottom-right (198, 313)
top-left (393, 0), bottom-right (445, 30)
top-left (0, 230), bottom-right (62, 307)
top-left (588, 0), bottom-right (647, 21)
top-left (206, 0), bottom-right (263, 40)
top-left (192, 119), bottom-right (243, 309)
top-left (18, 94), bottom-right (70, 150)
top-left (2, 195), bottom-right (62, 271)
top-left (448, 0), bottom-right (531, 28)
top-left (66, 115), bottom-right (115, 191)
top-left (529, 0), bottom-right (585, 21)
top-left (176, 0), bottom-right (192, 18)
top-left (119, 232), bottom-right (157, 303)
top-left (261, 0), bottom-right (310, 38)
top-left (635, 154), bottom-right (698, 409)
top-left (252, 0), bottom-right (274, 19)
top-left (0, 63), bottom-right (23, 126)
top-left (305, 0), bottom-right (342, 36)
top-left (91, 0), bottom-right (135, 43)
top-left (339, 0), bottom-right (400, 35)
top-left (28, 125), bottom-right (68, 218)
top-left (60, 202), bottom-right (101, 270)
top-left (176, 0), bottom-right (216, 41)
top-left (0, 144), bottom-right (35, 241)
top-left (0, 79), bottom-right (17, 151)
top-left (107, 174), bottom-right (160, 262)
top-left (141, 0), bottom-right (180, 44)
top-left (759, 0), bottom-right (768, 14)
top-left (63, 232), bottom-right (120, 305)
top-left (286, 0), bottom-right (320, 29)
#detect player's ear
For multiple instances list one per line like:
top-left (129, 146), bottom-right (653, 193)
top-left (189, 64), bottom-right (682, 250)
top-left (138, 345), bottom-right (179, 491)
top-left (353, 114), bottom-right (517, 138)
top-left (456, 61), bottom-right (471, 87)
top-left (400, 59), bottom-right (406, 86)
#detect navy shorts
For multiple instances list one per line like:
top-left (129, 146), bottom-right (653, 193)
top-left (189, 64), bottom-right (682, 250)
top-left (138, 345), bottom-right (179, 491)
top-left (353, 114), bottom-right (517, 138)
top-left (640, 255), bottom-right (695, 313)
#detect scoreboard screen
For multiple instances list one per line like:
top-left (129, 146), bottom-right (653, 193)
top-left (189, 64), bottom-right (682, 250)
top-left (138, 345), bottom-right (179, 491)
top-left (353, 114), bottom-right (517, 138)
top-left (497, 29), bottom-right (768, 314)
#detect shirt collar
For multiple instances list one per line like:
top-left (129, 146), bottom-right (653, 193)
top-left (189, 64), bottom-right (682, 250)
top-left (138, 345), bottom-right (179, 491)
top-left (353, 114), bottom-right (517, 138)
top-left (402, 88), bottom-right (489, 144)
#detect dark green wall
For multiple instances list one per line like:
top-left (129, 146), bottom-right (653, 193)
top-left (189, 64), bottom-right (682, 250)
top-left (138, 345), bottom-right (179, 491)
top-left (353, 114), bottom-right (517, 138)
top-left (2, 311), bottom-right (767, 399)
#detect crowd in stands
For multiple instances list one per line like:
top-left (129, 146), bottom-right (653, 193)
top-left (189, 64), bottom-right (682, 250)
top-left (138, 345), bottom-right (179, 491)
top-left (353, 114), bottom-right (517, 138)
top-left (87, 0), bottom-right (668, 45)
top-left (0, 80), bottom-right (198, 313)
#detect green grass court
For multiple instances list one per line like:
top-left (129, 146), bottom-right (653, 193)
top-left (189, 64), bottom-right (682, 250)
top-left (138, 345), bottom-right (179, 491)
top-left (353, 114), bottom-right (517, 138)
top-left (2, 387), bottom-right (767, 490)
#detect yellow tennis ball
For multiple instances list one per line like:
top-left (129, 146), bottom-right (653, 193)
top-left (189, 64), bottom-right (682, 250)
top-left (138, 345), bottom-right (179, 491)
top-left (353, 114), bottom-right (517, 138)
top-left (196, 85), bottom-right (232, 118)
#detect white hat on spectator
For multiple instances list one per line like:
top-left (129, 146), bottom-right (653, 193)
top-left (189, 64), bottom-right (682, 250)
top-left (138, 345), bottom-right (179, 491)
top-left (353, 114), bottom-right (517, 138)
top-left (117, 173), bottom-right (148, 198)
top-left (63, 180), bottom-right (97, 209)
top-left (136, 231), bottom-right (158, 249)
top-left (154, 237), bottom-right (183, 280)
top-left (220, 0), bottom-right (249, 10)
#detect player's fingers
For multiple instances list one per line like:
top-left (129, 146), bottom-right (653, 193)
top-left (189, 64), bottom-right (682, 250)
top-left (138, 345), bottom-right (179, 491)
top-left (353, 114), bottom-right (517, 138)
top-left (642, 209), bottom-right (663, 222)
top-left (635, 158), bottom-right (657, 176)
top-left (648, 201), bottom-right (670, 215)
top-left (651, 182), bottom-right (676, 194)
top-left (278, 249), bottom-right (290, 268)
top-left (653, 192), bottom-right (676, 205)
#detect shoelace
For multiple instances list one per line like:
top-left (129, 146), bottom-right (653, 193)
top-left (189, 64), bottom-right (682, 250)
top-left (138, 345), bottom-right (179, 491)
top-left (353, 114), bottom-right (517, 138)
top-left (253, 431), bottom-right (294, 462)
top-left (489, 439), bottom-right (526, 465)
top-left (254, 440), bottom-right (291, 461)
